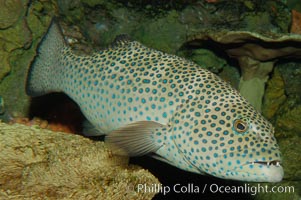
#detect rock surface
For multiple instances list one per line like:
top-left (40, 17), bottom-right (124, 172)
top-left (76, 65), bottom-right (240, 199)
top-left (257, 63), bottom-right (301, 200)
top-left (0, 122), bottom-right (159, 199)
top-left (0, 1), bottom-right (300, 199)
top-left (0, 0), bottom-right (24, 29)
top-left (0, 0), bottom-right (54, 119)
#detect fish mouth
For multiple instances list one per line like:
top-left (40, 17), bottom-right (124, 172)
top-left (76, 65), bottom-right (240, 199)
top-left (249, 160), bottom-right (281, 167)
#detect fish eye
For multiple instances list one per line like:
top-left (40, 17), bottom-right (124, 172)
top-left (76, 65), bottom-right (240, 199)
top-left (234, 119), bottom-right (248, 133)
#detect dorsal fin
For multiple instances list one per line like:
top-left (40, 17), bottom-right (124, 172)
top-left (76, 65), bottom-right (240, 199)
top-left (111, 34), bottom-right (132, 47)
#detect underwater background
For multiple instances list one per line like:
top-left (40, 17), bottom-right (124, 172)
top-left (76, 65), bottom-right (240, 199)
top-left (0, 0), bottom-right (300, 199)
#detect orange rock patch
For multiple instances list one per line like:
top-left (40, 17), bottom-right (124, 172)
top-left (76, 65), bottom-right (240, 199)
top-left (9, 117), bottom-right (74, 133)
top-left (291, 10), bottom-right (301, 34)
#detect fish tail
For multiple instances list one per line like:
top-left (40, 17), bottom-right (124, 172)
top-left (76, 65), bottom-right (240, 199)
top-left (26, 19), bottom-right (66, 97)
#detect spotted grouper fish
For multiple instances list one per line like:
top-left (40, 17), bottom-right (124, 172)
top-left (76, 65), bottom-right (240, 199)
top-left (26, 20), bottom-right (283, 182)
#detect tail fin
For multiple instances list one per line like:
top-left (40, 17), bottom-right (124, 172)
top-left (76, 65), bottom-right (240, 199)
top-left (26, 19), bottom-right (66, 97)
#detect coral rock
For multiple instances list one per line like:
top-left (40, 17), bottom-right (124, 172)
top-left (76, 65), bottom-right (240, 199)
top-left (0, 122), bottom-right (159, 199)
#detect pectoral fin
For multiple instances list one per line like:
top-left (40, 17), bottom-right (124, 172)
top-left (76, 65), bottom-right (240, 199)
top-left (105, 121), bottom-right (165, 157)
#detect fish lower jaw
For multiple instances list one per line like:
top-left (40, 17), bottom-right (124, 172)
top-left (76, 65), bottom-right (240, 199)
top-left (249, 160), bottom-right (281, 167)
top-left (227, 161), bottom-right (284, 182)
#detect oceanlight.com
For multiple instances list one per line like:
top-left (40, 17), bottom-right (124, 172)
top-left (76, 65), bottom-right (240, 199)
top-left (134, 183), bottom-right (295, 196)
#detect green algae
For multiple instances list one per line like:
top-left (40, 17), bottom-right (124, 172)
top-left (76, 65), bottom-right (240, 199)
top-left (263, 68), bottom-right (286, 119)
top-left (276, 103), bottom-right (301, 138)
top-left (134, 10), bottom-right (185, 54)
top-left (0, 51), bottom-right (10, 83)
top-left (258, 63), bottom-right (301, 200)
top-left (0, 0), bottom-right (25, 29)
top-left (0, 4), bottom-right (31, 83)
top-left (0, 48), bottom-right (34, 119)
top-left (288, 0), bottom-right (301, 12)
top-left (81, 0), bottom-right (106, 7)
top-left (243, 12), bottom-right (276, 33)
top-left (0, 0), bottom-right (55, 121)
top-left (182, 49), bottom-right (226, 74)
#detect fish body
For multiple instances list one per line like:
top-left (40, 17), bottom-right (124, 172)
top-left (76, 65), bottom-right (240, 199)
top-left (26, 20), bottom-right (283, 182)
